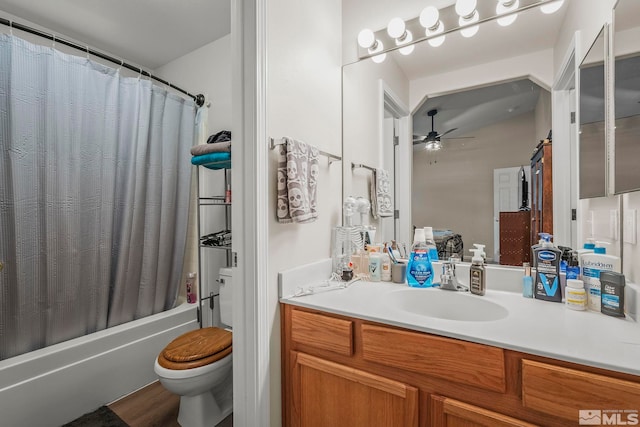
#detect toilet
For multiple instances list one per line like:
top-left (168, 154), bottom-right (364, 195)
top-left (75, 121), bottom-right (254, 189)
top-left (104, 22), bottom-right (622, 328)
top-left (154, 268), bottom-right (233, 427)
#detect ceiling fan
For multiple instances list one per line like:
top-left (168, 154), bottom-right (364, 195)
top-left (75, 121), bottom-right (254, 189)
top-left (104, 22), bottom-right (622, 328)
top-left (413, 109), bottom-right (472, 151)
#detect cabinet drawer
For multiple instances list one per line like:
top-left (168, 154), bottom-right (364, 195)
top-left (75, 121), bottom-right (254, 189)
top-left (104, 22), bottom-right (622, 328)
top-left (361, 324), bottom-right (506, 392)
top-left (522, 359), bottom-right (640, 421)
top-left (291, 309), bottom-right (353, 356)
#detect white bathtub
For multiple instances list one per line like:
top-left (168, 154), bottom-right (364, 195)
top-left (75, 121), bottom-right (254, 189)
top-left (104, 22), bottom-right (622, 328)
top-left (0, 301), bottom-right (198, 427)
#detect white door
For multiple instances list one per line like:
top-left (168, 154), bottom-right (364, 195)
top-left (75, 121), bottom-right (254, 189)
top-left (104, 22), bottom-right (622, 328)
top-left (493, 166), bottom-right (531, 262)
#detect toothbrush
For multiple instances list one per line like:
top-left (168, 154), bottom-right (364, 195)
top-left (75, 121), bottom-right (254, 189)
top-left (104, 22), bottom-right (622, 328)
top-left (387, 245), bottom-right (399, 264)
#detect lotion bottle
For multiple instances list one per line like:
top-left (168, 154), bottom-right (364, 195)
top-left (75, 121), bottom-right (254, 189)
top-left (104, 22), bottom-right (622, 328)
top-left (581, 242), bottom-right (621, 311)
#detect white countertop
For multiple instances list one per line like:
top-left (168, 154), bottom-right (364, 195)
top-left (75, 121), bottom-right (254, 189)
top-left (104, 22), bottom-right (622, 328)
top-left (280, 269), bottom-right (640, 377)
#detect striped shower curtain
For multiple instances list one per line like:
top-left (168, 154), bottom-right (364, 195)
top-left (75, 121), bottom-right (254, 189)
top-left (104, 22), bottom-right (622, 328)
top-left (0, 35), bottom-right (195, 360)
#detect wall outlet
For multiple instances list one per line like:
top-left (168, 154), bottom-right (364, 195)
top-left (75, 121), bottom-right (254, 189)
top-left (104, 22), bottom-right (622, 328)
top-left (624, 209), bottom-right (637, 245)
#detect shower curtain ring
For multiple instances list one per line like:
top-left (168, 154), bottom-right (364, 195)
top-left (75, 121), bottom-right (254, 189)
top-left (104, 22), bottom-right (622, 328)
top-left (52, 34), bottom-right (56, 49)
top-left (85, 45), bottom-right (90, 60)
top-left (9, 20), bottom-right (13, 36)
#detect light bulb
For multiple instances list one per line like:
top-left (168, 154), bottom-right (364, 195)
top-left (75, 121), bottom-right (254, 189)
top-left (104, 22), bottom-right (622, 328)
top-left (369, 40), bottom-right (386, 63)
top-left (372, 53), bottom-right (387, 63)
top-left (426, 21), bottom-right (445, 47)
top-left (387, 17), bottom-right (406, 39)
top-left (357, 29), bottom-right (375, 49)
top-left (540, 0), bottom-right (564, 14)
top-left (496, 0), bottom-right (519, 27)
top-left (455, 0), bottom-right (477, 18)
top-left (459, 11), bottom-right (479, 38)
top-left (398, 30), bottom-right (414, 55)
top-left (419, 6), bottom-right (440, 29)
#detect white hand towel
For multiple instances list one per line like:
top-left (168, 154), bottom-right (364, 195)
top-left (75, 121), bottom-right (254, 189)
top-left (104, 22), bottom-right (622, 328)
top-left (276, 137), bottom-right (319, 224)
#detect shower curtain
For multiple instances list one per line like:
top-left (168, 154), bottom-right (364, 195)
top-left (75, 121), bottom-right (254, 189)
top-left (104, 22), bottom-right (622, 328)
top-left (0, 35), bottom-right (195, 360)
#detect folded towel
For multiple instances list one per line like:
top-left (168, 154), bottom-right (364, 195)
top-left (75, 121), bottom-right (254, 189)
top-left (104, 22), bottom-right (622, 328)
top-left (371, 168), bottom-right (393, 219)
top-left (191, 152), bottom-right (231, 170)
top-left (276, 137), bottom-right (319, 224)
top-left (207, 130), bottom-right (231, 144)
top-left (190, 141), bottom-right (231, 156)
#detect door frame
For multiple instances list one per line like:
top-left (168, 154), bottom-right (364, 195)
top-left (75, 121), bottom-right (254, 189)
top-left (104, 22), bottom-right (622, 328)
top-left (231, 0), bottom-right (271, 425)
top-left (380, 80), bottom-right (411, 246)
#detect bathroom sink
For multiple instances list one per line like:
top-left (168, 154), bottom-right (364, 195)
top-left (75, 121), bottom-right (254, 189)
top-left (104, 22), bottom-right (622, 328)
top-left (386, 288), bottom-right (509, 322)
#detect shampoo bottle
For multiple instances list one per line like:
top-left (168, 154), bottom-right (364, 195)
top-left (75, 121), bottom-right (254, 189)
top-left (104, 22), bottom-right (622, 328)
top-left (522, 262), bottom-right (533, 298)
top-left (407, 228), bottom-right (435, 287)
top-left (469, 249), bottom-right (486, 296)
top-left (381, 244), bottom-right (392, 281)
top-left (533, 234), bottom-right (562, 302)
top-left (581, 242), bottom-right (621, 311)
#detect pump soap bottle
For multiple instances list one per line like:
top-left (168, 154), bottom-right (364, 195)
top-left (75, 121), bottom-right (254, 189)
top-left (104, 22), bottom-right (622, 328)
top-left (469, 249), bottom-right (486, 296)
top-left (533, 234), bottom-right (562, 302)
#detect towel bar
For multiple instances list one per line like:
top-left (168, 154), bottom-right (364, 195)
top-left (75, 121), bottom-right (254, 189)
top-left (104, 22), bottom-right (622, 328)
top-left (269, 137), bottom-right (342, 163)
top-left (351, 162), bottom-right (376, 172)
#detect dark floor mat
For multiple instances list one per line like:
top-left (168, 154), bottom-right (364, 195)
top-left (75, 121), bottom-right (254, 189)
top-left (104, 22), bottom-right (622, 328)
top-left (62, 406), bottom-right (129, 427)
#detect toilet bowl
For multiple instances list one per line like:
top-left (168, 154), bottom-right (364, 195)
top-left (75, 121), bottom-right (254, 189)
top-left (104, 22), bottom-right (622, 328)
top-left (154, 268), bottom-right (234, 427)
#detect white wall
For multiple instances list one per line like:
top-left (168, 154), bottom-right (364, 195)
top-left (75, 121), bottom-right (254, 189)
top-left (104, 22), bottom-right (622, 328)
top-left (342, 55), bottom-right (410, 216)
top-left (155, 36), bottom-right (232, 318)
top-left (266, 0), bottom-right (343, 424)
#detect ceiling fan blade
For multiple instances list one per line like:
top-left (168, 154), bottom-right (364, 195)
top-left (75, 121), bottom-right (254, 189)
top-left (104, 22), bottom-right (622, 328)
top-left (436, 128), bottom-right (457, 138)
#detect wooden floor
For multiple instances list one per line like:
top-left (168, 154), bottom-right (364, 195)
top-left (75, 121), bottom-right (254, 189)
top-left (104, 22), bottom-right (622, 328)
top-left (109, 381), bottom-right (232, 427)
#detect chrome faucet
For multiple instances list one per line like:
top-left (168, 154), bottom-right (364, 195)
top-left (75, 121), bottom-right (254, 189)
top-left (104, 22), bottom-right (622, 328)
top-left (439, 256), bottom-right (468, 291)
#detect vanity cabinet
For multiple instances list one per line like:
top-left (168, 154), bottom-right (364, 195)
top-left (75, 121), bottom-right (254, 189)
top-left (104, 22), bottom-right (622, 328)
top-left (282, 304), bottom-right (640, 427)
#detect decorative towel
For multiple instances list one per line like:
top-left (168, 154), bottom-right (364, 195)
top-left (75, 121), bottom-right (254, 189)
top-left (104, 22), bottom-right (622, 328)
top-left (190, 141), bottom-right (231, 156)
top-left (276, 137), bottom-right (319, 224)
top-left (370, 168), bottom-right (393, 219)
top-left (191, 152), bottom-right (231, 170)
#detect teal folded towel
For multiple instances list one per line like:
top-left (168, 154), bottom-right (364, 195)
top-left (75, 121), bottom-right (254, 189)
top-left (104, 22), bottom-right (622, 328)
top-left (191, 152), bottom-right (231, 170)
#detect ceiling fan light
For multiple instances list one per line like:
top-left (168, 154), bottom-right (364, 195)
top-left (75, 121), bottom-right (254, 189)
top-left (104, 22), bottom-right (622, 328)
top-left (496, 0), bottom-right (519, 26)
top-left (459, 11), bottom-right (479, 37)
top-left (425, 21), bottom-right (445, 47)
top-left (540, 0), bottom-right (564, 14)
top-left (419, 6), bottom-right (440, 29)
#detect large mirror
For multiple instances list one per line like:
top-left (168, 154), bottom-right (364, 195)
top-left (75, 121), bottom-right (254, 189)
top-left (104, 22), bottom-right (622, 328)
top-left (613, 0), bottom-right (640, 194)
top-left (342, 2), bottom-right (563, 264)
top-left (579, 27), bottom-right (607, 199)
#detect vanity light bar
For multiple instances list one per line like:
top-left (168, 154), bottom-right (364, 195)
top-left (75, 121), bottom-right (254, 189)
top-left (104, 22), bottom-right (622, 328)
top-left (269, 137), bottom-right (342, 163)
top-left (355, 0), bottom-right (564, 62)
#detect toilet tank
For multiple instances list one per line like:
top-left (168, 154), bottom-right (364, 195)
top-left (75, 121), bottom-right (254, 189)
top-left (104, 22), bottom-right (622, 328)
top-left (219, 268), bottom-right (233, 327)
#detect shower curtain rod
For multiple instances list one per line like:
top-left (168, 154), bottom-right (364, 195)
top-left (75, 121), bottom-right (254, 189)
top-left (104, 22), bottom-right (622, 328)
top-left (0, 16), bottom-right (206, 107)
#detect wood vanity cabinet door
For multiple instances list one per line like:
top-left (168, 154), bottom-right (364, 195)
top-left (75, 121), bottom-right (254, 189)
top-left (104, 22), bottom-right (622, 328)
top-left (430, 395), bottom-right (538, 427)
top-left (290, 351), bottom-right (418, 427)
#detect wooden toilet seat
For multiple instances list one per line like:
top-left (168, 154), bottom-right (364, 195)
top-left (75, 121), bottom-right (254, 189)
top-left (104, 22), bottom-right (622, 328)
top-left (157, 327), bottom-right (232, 370)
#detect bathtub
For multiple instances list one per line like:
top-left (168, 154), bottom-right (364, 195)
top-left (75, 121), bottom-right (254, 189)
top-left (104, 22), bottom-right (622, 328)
top-left (0, 301), bottom-right (198, 427)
